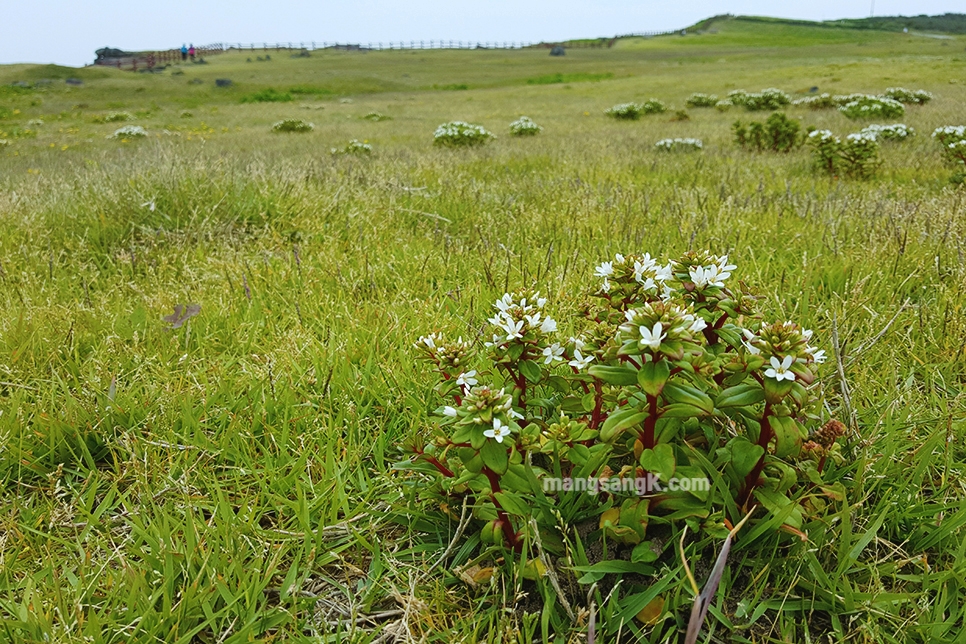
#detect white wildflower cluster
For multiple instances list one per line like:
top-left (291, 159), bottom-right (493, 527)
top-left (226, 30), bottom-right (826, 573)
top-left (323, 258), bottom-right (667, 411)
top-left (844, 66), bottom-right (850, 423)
top-left (838, 95), bottom-right (904, 120)
top-left (845, 131), bottom-right (878, 145)
top-left (932, 126), bottom-right (966, 146)
top-left (654, 138), bottom-right (703, 152)
top-left (331, 139), bottom-right (372, 155)
top-left (447, 384), bottom-right (523, 440)
top-left (108, 125), bottom-right (148, 139)
top-left (415, 332), bottom-right (474, 374)
top-left (605, 100), bottom-right (666, 120)
top-left (509, 116), bottom-right (542, 136)
top-left (714, 99), bottom-right (733, 112)
top-left (741, 321), bottom-right (826, 383)
top-left (617, 301), bottom-right (708, 356)
top-left (791, 93), bottom-right (837, 109)
top-left (272, 119), bottom-right (314, 133)
top-left (0, 139), bottom-right (10, 148)
top-left (808, 129), bottom-right (837, 144)
top-left (728, 88), bottom-right (791, 111)
top-left (485, 291), bottom-right (557, 347)
top-left (685, 93), bottom-right (719, 108)
top-left (26, 119), bottom-right (44, 127)
top-left (433, 121), bottom-right (495, 146)
top-left (593, 252), bottom-right (674, 299)
top-left (857, 123), bottom-right (913, 142)
top-left (883, 87), bottom-right (933, 105)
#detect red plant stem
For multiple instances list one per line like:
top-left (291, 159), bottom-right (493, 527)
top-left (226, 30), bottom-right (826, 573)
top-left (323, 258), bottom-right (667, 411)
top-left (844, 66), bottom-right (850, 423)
top-left (590, 380), bottom-right (604, 429)
top-left (638, 394), bottom-right (659, 450)
top-left (482, 465), bottom-right (521, 549)
top-left (738, 402), bottom-right (773, 507)
top-left (424, 455), bottom-right (455, 478)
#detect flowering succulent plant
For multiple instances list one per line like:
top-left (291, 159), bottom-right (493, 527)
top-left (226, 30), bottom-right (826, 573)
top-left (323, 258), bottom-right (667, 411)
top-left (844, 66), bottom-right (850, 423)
top-left (685, 93), bottom-right (718, 108)
top-left (433, 121), bottom-right (495, 146)
top-left (396, 250), bottom-right (842, 611)
top-left (108, 125), bottom-right (148, 139)
top-left (509, 116), bottom-right (542, 136)
top-left (858, 123), bottom-right (914, 142)
top-left (331, 139), bottom-right (373, 155)
top-left (728, 88), bottom-right (791, 111)
top-left (838, 95), bottom-right (904, 120)
top-left (933, 126), bottom-right (966, 168)
top-left (655, 137), bottom-right (703, 152)
top-left (271, 118), bottom-right (314, 133)
top-left (807, 129), bottom-right (880, 178)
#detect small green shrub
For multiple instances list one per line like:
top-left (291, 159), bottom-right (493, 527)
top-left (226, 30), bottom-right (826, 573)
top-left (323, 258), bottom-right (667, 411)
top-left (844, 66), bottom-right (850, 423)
top-left (685, 93), bottom-right (718, 108)
top-left (241, 89), bottom-right (294, 103)
top-left (655, 137), bottom-right (702, 152)
top-left (791, 93), bottom-right (837, 109)
top-left (96, 111), bottom-right (133, 123)
top-left (108, 125), bottom-right (148, 139)
top-left (605, 102), bottom-right (644, 120)
top-left (858, 123), bottom-right (914, 142)
top-left (933, 126), bottom-right (966, 167)
top-left (838, 96), bottom-right (904, 120)
top-left (883, 87), bottom-right (933, 104)
top-left (733, 112), bottom-right (803, 152)
top-left (729, 88), bottom-right (791, 111)
top-left (331, 139), bottom-right (373, 155)
top-left (433, 121), bottom-right (495, 146)
top-left (271, 118), bottom-right (313, 133)
top-left (362, 112), bottom-right (392, 121)
top-left (807, 130), bottom-right (880, 178)
top-left (509, 116), bottom-right (542, 136)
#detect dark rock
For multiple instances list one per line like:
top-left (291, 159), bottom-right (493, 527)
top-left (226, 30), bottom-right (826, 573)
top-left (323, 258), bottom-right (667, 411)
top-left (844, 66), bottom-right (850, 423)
top-left (65, 78), bottom-right (83, 86)
top-left (809, 86), bottom-right (819, 93)
top-left (11, 81), bottom-right (30, 87)
top-left (215, 78), bottom-right (233, 87)
top-left (550, 46), bottom-right (565, 56)
top-left (188, 78), bottom-right (204, 85)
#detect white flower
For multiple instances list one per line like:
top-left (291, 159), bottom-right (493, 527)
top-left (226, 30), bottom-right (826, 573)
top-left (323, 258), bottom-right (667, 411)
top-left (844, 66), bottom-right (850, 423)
top-left (495, 293), bottom-right (513, 312)
top-left (508, 407), bottom-right (524, 420)
top-left (614, 253), bottom-right (625, 263)
top-left (542, 343), bottom-right (565, 364)
top-left (570, 337), bottom-right (586, 352)
top-left (601, 277), bottom-right (611, 293)
top-left (690, 264), bottom-right (728, 289)
top-left (456, 371), bottom-right (478, 390)
top-left (483, 418), bottom-right (512, 443)
top-left (502, 319), bottom-right (525, 341)
top-left (716, 255), bottom-right (737, 273)
top-left (689, 317), bottom-right (708, 334)
top-left (569, 349), bottom-right (594, 370)
top-left (639, 322), bottom-right (666, 351)
top-left (806, 347), bottom-right (827, 364)
top-left (420, 334), bottom-right (436, 349)
top-left (654, 263), bottom-right (674, 282)
top-left (537, 296), bottom-right (547, 308)
top-left (442, 406), bottom-right (458, 417)
top-left (484, 333), bottom-right (503, 348)
top-left (540, 317), bottom-right (557, 334)
top-left (524, 312), bottom-right (542, 327)
top-left (595, 261), bottom-right (614, 277)
top-left (764, 355), bottom-right (796, 381)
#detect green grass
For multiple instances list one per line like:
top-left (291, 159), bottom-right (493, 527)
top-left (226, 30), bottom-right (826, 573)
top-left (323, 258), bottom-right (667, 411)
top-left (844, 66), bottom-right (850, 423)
top-left (1, 18), bottom-right (965, 643)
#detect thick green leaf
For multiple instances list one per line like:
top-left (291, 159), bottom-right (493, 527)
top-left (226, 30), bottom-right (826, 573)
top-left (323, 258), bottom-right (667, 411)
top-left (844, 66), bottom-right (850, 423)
top-left (663, 382), bottom-right (714, 413)
top-left (479, 438), bottom-right (509, 475)
top-left (716, 383), bottom-right (765, 409)
top-left (770, 416), bottom-right (804, 458)
top-left (660, 403), bottom-right (709, 418)
top-left (599, 408), bottom-right (648, 442)
top-left (493, 491), bottom-right (531, 517)
top-left (639, 444), bottom-right (676, 481)
top-left (519, 359), bottom-right (543, 384)
top-left (637, 359), bottom-right (670, 396)
top-left (588, 364), bottom-right (639, 386)
top-left (725, 437), bottom-right (765, 478)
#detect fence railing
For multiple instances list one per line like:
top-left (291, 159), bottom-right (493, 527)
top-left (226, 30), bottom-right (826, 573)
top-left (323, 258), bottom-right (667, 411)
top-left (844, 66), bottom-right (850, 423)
top-left (93, 31), bottom-right (682, 70)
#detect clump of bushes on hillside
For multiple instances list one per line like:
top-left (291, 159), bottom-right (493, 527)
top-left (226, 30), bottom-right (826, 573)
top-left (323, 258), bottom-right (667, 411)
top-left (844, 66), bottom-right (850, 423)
top-left (838, 95), bottom-right (905, 120)
top-left (362, 112), bottom-right (392, 121)
top-left (331, 139), bottom-right (373, 155)
top-left (242, 89), bottom-right (295, 103)
top-left (605, 100), bottom-right (667, 120)
top-left (433, 121), bottom-right (495, 146)
top-left (808, 129), bottom-right (880, 178)
top-left (108, 125), bottom-right (148, 139)
top-left (509, 116), bottom-right (542, 136)
top-left (271, 118), bottom-right (314, 133)
top-left (655, 137), bottom-right (703, 152)
top-left (858, 123), bottom-right (914, 142)
top-left (883, 87), bottom-right (933, 105)
top-left (933, 126), bottom-right (966, 168)
top-left (733, 112), bottom-right (803, 152)
top-left (685, 93), bottom-right (719, 108)
top-left (96, 111), bottom-right (134, 123)
top-left (728, 88), bottom-right (791, 111)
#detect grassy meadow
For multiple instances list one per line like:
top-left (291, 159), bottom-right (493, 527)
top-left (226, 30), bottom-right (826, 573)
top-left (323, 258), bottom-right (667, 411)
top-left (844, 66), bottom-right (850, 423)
top-left (1, 15), bottom-right (965, 644)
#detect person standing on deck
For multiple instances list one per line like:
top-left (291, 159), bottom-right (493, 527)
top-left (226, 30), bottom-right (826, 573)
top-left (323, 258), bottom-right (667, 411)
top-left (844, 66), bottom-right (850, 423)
top-left (188, 44), bottom-right (196, 61)
top-left (181, 44), bottom-right (188, 61)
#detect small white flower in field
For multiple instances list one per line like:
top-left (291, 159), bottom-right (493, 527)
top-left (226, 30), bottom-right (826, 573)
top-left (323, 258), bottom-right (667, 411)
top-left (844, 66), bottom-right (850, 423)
top-left (690, 263), bottom-right (729, 289)
top-left (495, 293), bottom-right (514, 312)
top-left (601, 277), bottom-right (611, 293)
top-left (595, 261), bottom-right (614, 277)
top-left (537, 296), bottom-right (548, 308)
top-left (484, 418), bottom-right (512, 443)
top-left (741, 329), bottom-right (762, 355)
top-left (524, 312), bottom-right (542, 327)
top-left (508, 407), bottom-right (524, 420)
top-left (419, 334), bottom-right (438, 350)
top-left (484, 333), bottom-right (503, 348)
top-left (442, 406), bottom-right (458, 417)
top-left (716, 255), bottom-right (737, 273)
top-left (569, 349), bottom-right (594, 370)
top-left (456, 370), bottom-right (478, 390)
top-left (540, 317), bottom-right (557, 334)
top-left (502, 319), bottom-right (525, 341)
top-left (806, 346), bottom-right (827, 364)
top-left (654, 263), bottom-right (674, 282)
top-left (689, 317), bottom-right (708, 334)
top-left (542, 342), bottom-right (565, 364)
top-left (570, 337), bottom-right (586, 352)
top-left (638, 322), bottom-right (666, 351)
top-left (660, 283), bottom-right (674, 301)
top-left (614, 253), bottom-right (625, 263)
top-left (765, 355), bottom-right (796, 381)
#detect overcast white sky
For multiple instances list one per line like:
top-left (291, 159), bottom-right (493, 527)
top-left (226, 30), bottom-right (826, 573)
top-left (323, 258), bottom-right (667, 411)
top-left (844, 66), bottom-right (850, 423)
top-left (3, 1), bottom-right (962, 67)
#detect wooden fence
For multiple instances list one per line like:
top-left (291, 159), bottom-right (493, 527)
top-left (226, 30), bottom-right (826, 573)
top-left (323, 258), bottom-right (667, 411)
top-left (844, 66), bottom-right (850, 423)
top-left (94, 31), bottom-right (681, 70)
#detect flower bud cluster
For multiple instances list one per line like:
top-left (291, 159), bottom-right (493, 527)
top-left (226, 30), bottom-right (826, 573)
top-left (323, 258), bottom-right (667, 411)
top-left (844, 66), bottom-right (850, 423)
top-left (670, 251), bottom-right (737, 292)
top-left (415, 332), bottom-right (474, 373)
top-left (741, 321), bottom-right (826, 382)
top-left (617, 300), bottom-right (707, 356)
top-left (485, 291), bottom-right (557, 347)
top-left (593, 253), bottom-right (674, 303)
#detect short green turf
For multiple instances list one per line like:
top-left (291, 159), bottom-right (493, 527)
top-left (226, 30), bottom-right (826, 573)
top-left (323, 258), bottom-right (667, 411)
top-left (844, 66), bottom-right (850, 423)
top-left (1, 15), bottom-right (965, 644)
